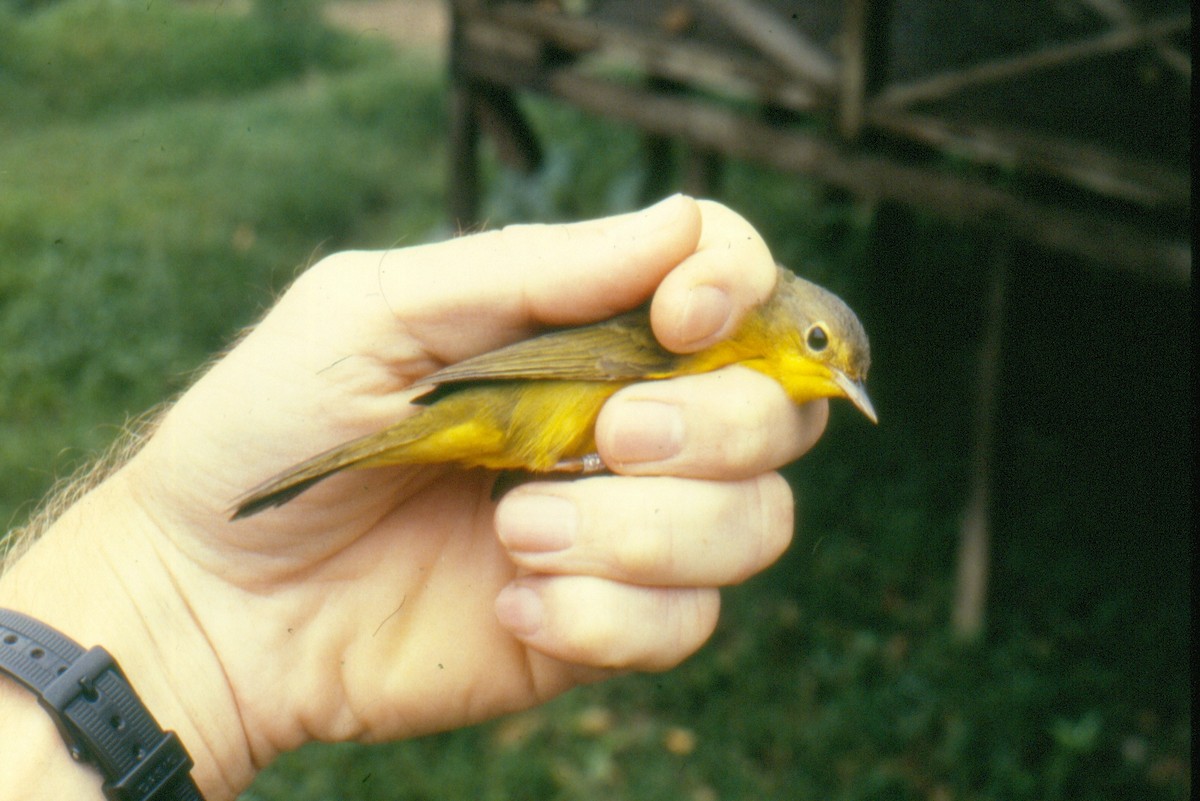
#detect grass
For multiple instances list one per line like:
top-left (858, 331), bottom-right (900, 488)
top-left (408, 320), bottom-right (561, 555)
top-left (0, 0), bottom-right (446, 520)
top-left (1, 2), bottom-right (1189, 800)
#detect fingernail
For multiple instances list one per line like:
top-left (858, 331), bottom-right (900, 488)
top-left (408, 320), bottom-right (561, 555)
top-left (677, 284), bottom-right (732, 346)
top-left (606, 400), bottom-right (685, 466)
top-left (497, 493), bottom-right (577, 553)
top-left (495, 583), bottom-right (544, 637)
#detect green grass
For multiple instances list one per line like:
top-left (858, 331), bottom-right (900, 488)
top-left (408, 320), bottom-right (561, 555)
top-left (0, 0), bottom-right (446, 520)
top-left (1, 2), bottom-right (1189, 800)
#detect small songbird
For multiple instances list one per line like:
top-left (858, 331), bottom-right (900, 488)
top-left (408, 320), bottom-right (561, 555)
top-left (232, 265), bottom-right (875, 519)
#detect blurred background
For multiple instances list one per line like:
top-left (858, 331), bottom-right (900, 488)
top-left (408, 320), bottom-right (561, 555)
top-left (0, 1), bottom-right (1189, 799)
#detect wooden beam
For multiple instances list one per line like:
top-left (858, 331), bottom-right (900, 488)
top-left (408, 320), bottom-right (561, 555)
top-left (875, 14), bottom-right (1190, 109)
top-left (1078, 0), bottom-right (1191, 78)
top-left (457, 60), bottom-right (1189, 279)
top-left (869, 110), bottom-right (1189, 208)
top-left (466, 5), bottom-right (823, 113)
top-left (693, 0), bottom-right (838, 91)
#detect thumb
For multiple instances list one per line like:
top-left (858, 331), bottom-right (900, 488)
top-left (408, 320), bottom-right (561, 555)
top-left (381, 194), bottom-right (702, 364)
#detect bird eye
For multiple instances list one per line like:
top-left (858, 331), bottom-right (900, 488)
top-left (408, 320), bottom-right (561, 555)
top-left (806, 324), bottom-right (829, 352)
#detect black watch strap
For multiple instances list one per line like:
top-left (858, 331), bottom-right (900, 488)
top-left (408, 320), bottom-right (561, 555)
top-left (0, 608), bottom-right (205, 801)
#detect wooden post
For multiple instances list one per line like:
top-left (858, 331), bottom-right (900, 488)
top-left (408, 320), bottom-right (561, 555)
top-left (473, 86), bottom-right (542, 175)
top-left (640, 132), bottom-right (676, 205)
top-left (840, 0), bottom-right (893, 139)
top-left (682, 146), bottom-right (722, 197)
top-left (447, 79), bottom-right (481, 230)
top-left (952, 234), bottom-right (1012, 640)
top-left (448, 2), bottom-right (480, 229)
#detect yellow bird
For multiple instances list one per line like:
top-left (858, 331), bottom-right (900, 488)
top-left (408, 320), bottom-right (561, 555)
top-left (232, 266), bottom-right (875, 519)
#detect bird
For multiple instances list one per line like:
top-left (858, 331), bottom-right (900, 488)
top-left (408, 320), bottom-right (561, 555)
top-left (231, 265), bottom-right (875, 519)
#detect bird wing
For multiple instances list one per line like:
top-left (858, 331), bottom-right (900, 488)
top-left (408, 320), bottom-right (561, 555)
top-left (411, 309), bottom-right (679, 389)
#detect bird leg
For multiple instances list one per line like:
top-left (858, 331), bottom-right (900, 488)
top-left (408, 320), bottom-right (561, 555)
top-left (491, 453), bottom-right (608, 500)
top-left (552, 453), bottom-right (606, 473)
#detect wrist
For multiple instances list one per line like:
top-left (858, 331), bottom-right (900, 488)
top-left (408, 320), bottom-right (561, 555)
top-left (0, 469), bottom-right (253, 801)
top-left (0, 677), bottom-right (101, 799)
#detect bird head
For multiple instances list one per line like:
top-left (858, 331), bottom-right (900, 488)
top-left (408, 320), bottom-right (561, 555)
top-left (763, 267), bottom-right (877, 423)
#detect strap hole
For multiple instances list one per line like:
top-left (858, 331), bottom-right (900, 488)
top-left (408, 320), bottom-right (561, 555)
top-left (110, 714), bottom-right (125, 731)
top-left (29, 647), bottom-right (45, 659)
top-left (2, 634), bottom-right (16, 645)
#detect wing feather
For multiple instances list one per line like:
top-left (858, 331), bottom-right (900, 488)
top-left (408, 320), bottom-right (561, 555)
top-left (411, 309), bottom-right (677, 388)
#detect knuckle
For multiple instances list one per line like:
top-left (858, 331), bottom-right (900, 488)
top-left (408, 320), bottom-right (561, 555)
top-left (656, 590), bottom-right (721, 669)
top-left (704, 398), bottom-right (769, 471)
top-left (674, 367), bottom-right (792, 475)
top-left (563, 607), bottom-right (628, 666)
top-left (754, 473), bottom-right (795, 563)
top-left (613, 522), bottom-right (672, 578)
top-left (722, 474), bottom-right (794, 584)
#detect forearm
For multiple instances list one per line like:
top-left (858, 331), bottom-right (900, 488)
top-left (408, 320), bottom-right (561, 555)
top-left (0, 468), bottom-right (251, 801)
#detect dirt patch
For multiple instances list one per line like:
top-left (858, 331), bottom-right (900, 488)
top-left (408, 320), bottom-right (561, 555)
top-left (323, 0), bottom-right (448, 53)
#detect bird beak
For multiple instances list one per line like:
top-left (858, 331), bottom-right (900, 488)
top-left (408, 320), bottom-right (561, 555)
top-left (831, 370), bottom-right (878, 424)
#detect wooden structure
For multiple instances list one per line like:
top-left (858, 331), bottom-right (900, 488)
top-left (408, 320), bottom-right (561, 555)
top-left (446, 0), bottom-right (1191, 636)
top-left (447, 0), bottom-right (1189, 281)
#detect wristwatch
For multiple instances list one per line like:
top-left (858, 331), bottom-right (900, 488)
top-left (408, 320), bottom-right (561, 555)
top-left (0, 608), bottom-right (205, 801)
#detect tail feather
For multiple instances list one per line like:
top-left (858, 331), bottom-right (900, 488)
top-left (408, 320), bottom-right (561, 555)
top-left (230, 427), bottom-right (419, 520)
top-left (231, 472), bottom-right (336, 520)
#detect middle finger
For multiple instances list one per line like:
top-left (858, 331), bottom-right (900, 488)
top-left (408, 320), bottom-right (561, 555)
top-left (494, 472), bottom-right (795, 587)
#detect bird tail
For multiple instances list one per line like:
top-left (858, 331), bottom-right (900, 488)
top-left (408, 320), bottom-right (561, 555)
top-left (230, 471), bottom-right (340, 520)
top-left (230, 427), bottom-right (420, 520)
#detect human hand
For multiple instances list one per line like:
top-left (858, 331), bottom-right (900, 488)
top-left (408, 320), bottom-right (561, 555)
top-left (2, 196), bottom-right (828, 799)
